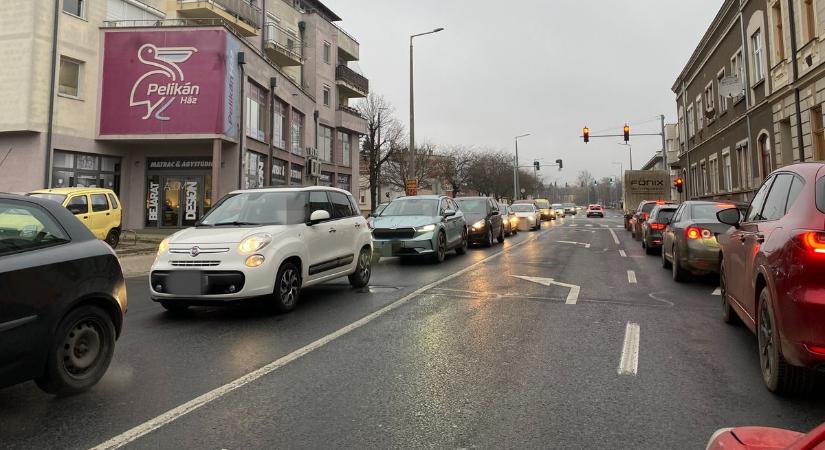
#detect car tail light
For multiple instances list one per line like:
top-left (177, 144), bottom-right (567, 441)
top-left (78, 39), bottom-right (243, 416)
top-left (650, 223), bottom-right (666, 231)
top-left (805, 343), bottom-right (825, 355)
top-left (641, 213), bottom-right (649, 221)
top-left (795, 231), bottom-right (825, 254)
top-left (686, 226), bottom-right (712, 240)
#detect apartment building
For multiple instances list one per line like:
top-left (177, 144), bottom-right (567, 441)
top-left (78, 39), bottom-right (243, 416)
top-left (673, 0), bottom-right (825, 203)
top-left (0, 0), bottom-right (368, 229)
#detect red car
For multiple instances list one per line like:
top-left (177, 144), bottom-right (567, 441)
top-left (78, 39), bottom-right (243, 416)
top-left (717, 163), bottom-right (825, 394)
top-left (706, 422), bottom-right (825, 450)
top-left (586, 204), bottom-right (604, 217)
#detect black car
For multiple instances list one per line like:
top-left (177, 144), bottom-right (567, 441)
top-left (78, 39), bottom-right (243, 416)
top-left (455, 197), bottom-right (505, 247)
top-left (0, 194), bottom-right (127, 395)
top-left (641, 204), bottom-right (679, 254)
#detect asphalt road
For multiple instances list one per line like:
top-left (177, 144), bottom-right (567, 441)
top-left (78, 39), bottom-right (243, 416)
top-left (2, 212), bottom-right (824, 449)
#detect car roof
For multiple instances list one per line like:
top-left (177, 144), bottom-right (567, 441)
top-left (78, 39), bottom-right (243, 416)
top-left (229, 186), bottom-right (353, 196)
top-left (29, 187), bottom-right (117, 196)
top-left (391, 194), bottom-right (444, 200)
top-left (0, 193), bottom-right (97, 241)
top-left (455, 196), bottom-right (490, 200)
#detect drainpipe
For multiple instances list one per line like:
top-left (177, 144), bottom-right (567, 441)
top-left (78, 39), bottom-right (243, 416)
top-left (738, 1), bottom-right (754, 195)
top-left (787, 0), bottom-right (806, 162)
top-left (314, 109), bottom-right (319, 186)
top-left (238, 52), bottom-right (246, 190)
top-left (680, 81), bottom-right (691, 200)
top-left (44, 0), bottom-right (60, 188)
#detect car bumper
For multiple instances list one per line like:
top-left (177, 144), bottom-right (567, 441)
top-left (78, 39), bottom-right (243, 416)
top-left (681, 241), bottom-right (720, 274)
top-left (586, 212), bottom-right (603, 217)
top-left (776, 286), bottom-right (825, 369)
top-left (644, 232), bottom-right (664, 248)
top-left (373, 234), bottom-right (436, 257)
top-left (468, 228), bottom-right (489, 242)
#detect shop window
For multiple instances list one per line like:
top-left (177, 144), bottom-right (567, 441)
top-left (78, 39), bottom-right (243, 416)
top-left (51, 150), bottom-right (121, 194)
top-left (319, 126), bottom-right (333, 163)
top-left (319, 171), bottom-right (334, 187)
top-left (290, 163), bottom-right (303, 185)
top-left (337, 174), bottom-right (351, 193)
top-left (272, 98), bottom-right (288, 150)
top-left (246, 82), bottom-right (267, 142)
top-left (244, 150), bottom-right (267, 189)
top-left (338, 131), bottom-right (351, 167)
top-left (291, 111), bottom-right (304, 156)
top-left (271, 158), bottom-right (288, 186)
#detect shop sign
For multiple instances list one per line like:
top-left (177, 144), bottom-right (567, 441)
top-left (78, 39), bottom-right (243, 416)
top-left (185, 181), bottom-right (198, 221)
top-left (147, 157), bottom-right (212, 171)
top-left (147, 180), bottom-right (160, 221)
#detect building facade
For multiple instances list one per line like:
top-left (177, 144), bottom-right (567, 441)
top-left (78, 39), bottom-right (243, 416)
top-left (0, 0), bottom-right (367, 229)
top-left (673, 0), bottom-right (825, 204)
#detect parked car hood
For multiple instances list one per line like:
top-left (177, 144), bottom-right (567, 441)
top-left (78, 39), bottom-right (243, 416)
top-left (169, 225), bottom-right (289, 245)
top-left (372, 215), bottom-right (441, 229)
top-left (514, 212), bottom-right (537, 217)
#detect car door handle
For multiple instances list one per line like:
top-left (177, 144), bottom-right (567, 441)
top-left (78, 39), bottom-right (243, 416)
top-left (755, 233), bottom-right (765, 244)
top-left (106, 212), bottom-right (110, 216)
top-left (329, 228), bottom-right (337, 233)
top-left (83, 216), bottom-right (89, 220)
top-left (738, 234), bottom-right (747, 243)
top-left (355, 223), bottom-right (361, 228)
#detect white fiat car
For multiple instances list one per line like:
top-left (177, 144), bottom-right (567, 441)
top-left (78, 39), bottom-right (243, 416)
top-left (150, 187), bottom-right (373, 312)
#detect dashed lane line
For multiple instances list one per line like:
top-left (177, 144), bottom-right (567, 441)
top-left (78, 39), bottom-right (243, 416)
top-left (609, 229), bottom-right (621, 245)
top-left (627, 270), bottom-right (637, 284)
top-left (712, 287), bottom-right (722, 296)
top-left (618, 322), bottom-right (641, 376)
top-left (619, 250), bottom-right (627, 258)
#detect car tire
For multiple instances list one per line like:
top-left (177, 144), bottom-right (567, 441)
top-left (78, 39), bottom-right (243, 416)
top-left (455, 229), bottom-right (468, 255)
top-left (35, 305), bottom-right (116, 396)
top-left (644, 243), bottom-right (655, 255)
top-left (672, 246), bottom-right (687, 282)
top-left (497, 225), bottom-right (505, 243)
top-left (719, 261), bottom-right (739, 325)
top-left (273, 261), bottom-right (301, 312)
top-left (483, 226), bottom-right (493, 247)
top-left (105, 229), bottom-right (120, 249)
top-left (433, 231), bottom-right (447, 263)
top-left (161, 302), bottom-right (190, 313)
top-left (661, 245), bottom-right (672, 269)
top-left (758, 288), bottom-right (815, 395)
top-left (348, 247), bottom-right (372, 288)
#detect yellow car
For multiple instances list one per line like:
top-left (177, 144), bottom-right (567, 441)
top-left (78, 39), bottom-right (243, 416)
top-left (28, 187), bottom-right (123, 248)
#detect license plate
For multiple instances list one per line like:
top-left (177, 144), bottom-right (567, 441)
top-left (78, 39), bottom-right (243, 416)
top-left (166, 271), bottom-right (203, 295)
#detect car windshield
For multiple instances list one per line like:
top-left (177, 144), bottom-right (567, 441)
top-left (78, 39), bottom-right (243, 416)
top-left (535, 200), bottom-right (550, 208)
top-left (28, 193), bottom-right (67, 204)
top-left (564, 203), bottom-right (575, 208)
top-left (374, 203), bottom-right (388, 216)
top-left (552, 204), bottom-right (563, 208)
top-left (455, 199), bottom-right (486, 214)
top-left (199, 191), bottom-right (308, 226)
top-left (380, 198), bottom-right (439, 217)
top-left (511, 204), bottom-right (534, 212)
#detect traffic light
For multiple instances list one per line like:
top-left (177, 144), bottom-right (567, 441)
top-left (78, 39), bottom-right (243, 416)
top-left (623, 124), bottom-right (630, 142)
top-left (674, 176), bottom-right (684, 193)
top-left (534, 161), bottom-right (540, 171)
top-left (583, 126), bottom-right (590, 143)
top-left (555, 158), bottom-right (563, 170)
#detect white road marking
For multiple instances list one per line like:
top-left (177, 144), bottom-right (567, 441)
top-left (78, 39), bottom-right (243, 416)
top-left (627, 270), bottom-right (637, 284)
top-left (619, 250), bottom-right (627, 258)
top-left (609, 229), bottom-right (620, 245)
top-left (600, 224), bottom-right (609, 228)
top-left (618, 322), bottom-right (641, 375)
top-left (511, 275), bottom-right (581, 305)
top-left (90, 232), bottom-right (549, 450)
top-left (712, 287), bottom-right (722, 296)
top-left (556, 240), bottom-right (591, 249)
top-left (585, 224), bottom-right (593, 227)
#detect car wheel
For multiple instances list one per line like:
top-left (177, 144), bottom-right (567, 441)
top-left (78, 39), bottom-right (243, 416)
top-left (455, 229), bottom-right (468, 255)
top-left (661, 246), bottom-right (671, 269)
top-left (105, 229), bottom-right (120, 249)
top-left (35, 305), bottom-right (116, 396)
top-left (348, 247), bottom-right (372, 288)
top-left (273, 262), bottom-right (301, 312)
top-left (720, 261), bottom-right (738, 325)
top-left (161, 302), bottom-right (190, 314)
top-left (497, 225), bottom-right (505, 243)
top-left (644, 242), bottom-right (655, 255)
top-left (483, 226), bottom-right (493, 247)
top-left (672, 246), bottom-right (687, 282)
top-left (433, 231), bottom-right (447, 263)
top-left (758, 288), bottom-right (815, 394)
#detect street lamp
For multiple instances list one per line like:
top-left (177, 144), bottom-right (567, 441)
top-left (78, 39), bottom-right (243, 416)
top-left (408, 27), bottom-right (444, 195)
top-left (514, 133), bottom-right (530, 199)
top-left (617, 142), bottom-right (633, 170)
top-left (612, 161), bottom-right (623, 207)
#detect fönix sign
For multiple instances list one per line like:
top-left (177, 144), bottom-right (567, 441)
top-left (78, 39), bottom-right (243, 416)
top-left (100, 29), bottom-right (239, 137)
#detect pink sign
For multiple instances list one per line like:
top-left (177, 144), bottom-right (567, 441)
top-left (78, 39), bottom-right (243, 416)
top-left (99, 29), bottom-right (239, 137)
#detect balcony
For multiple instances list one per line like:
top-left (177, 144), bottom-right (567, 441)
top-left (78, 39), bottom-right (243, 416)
top-left (263, 22), bottom-right (302, 67)
top-left (336, 65), bottom-right (368, 98)
top-left (176, 0), bottom-right (261, 37)
top-left (336, 25), bottom-right (359, 61)
top-left (336, 106), bottom-right (367, 134)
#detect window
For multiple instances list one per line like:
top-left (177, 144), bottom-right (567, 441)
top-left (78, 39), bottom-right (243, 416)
top-left (106, 0), bottom-right (164, 21)
top-left (759, 133), bottom-right (772, 179)
top-left (323, 41), bottom-right (331, 64)
top-left (745, 176), bottom-right (774, 222)
top-left (709, 155), bottom-right (720, 193)
top-left (752, 30), bottom-right (764, 82)
top-left (772, 1), bottom-right (786, 61)
top-left (199, 191), bottom-right (308, 226)
top-left (322, 85), bottom-right (331, 107)
top-left (723, 151), bottom-right (732, 191)
top-left (803, 0), bottom-right (817, 42)
top-left (63, 0), bottom-right (85, 18)
top-left (704, 82), bottom-right (714, 117)
top-left (291, 110), bottom-right (304, 155)
top-left (696, 96), bottom-right (703, 131)
top-left (338, 131), bottom-right (351, 167)
top-left (107, 193), bottom-right (119, 209)
top-left (0, 200), bottom-right (69, 256)
top-left (337, 174), bottom-right (351, 193)
top-left (91, 194), bottom-right (109, 212)
top-left (59, 57), bottom-right (82, 98)
top-left (687, 104), bottom-right (695, 137)
top-left (761, 174), bottom-right (794, 221)
top-left (780, 118), bottom-right (794, 165)
top-left (787, 176), bottom-right (804, 213)
top-left (690, 164), bottom-right (698, 197)
top-left (731, 50), bottom-right (744, 101)
top-left (678, 106), bottom-right (685, 144)
top-left (309, 191), bottom-right (333, 217)
top-left (319, 171), bottom-right (334, 187)
top-left (244, 151), bottom-right (266, 189)
top-left (717, 69), bottom-right (728, 114)
top-left (812, 107), bottom-right (825, 160)
top-left (272, 98), bottom-right (287, 149)
top-left (51, 150), bottom-right (121, 194)
top-left (66, 195), bottom-right (89, 215)
top-left (700, 160), bottom-right (708, 194)
top-left (329, 191), bottom-right (354, 218)
top-left (245, 82), bottom-right (267, 142)
top-left (736, 143), bottom-right (751, 189)
top-left (318, 126), bottom-right (333, 163)
top-left (290, 163), bottom-right (303, 185)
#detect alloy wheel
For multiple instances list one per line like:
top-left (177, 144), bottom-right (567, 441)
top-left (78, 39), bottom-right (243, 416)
top-left (279, 268), bottom-right (299, 308)
top-left (358, 250), bottom-right (371, 281)
top-left (758, 299), bottom-right (775, 381)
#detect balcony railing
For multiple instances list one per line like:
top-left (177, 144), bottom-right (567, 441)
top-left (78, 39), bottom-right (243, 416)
top-left (177, 0), bottom-right (261, 30)
top-left (263, 21), bottom-right (303, 66)
top-left (337, 105), bottom-right (363, 118)
top-left (335, 65), bottom-right (369, 97)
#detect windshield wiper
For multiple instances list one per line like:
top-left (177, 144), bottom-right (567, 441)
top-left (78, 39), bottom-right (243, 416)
top-left (211, 221), bottom-right (261, 227)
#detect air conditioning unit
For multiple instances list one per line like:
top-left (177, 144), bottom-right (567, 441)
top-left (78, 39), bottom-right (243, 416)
top-left (306, 158), bottom-right (321, 177)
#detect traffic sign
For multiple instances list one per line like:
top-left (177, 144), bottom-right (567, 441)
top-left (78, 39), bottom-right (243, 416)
top-left (405, 179), bottom-right (418, 196)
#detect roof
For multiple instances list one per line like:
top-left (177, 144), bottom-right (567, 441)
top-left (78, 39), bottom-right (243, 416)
top-left (671, 0), bottom-right (737, 93)
top-left (29, 187), bottom-right (116, 195)
top-left (303, 0), bottom-right (342, 21)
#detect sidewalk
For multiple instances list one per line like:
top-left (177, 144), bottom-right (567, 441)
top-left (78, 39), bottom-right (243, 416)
top-left (116, 230), bottom-right (173, 278)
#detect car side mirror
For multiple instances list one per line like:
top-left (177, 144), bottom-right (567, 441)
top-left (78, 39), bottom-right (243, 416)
top-left (716, 208), bottom-right (741, 228)
top-left (443, 209), bottom-right (457, 218)
top-left (308, 209), bottom-right (331, 225)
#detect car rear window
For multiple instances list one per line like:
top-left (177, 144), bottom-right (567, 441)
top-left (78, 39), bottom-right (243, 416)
top-left (655, 209), bottom-right (676, 222)
top-left (691, 204), bottom-right (724, 221)
top-left (641, 203), bottom-right (657, 214)
top-left (818, 177), bottom-right (825, 214)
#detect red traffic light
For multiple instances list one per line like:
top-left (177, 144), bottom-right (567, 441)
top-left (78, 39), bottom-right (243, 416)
top-left (674, 176), bottom-right (684, 193)
top-left (583, 126), bottom-right (590, 143)
top-left (623, 124), bottom-right (630, 142)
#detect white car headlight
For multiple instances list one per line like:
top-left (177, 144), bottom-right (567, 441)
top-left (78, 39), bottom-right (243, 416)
top-left (239, 233), bottom-right (273, 254)
top-left (157, 238), bottom-right (169, 256)
top-left (471, 220), bottom-right (486, 229)
top-left (417, 224), bottom-right (436, 233)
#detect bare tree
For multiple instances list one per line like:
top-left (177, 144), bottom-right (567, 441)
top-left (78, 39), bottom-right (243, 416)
top-left (382, 142), bottom-right (436, 192)
top-left (436, 146), bottom-right (475, 197)
top-left (467, 150), bottom-right (514, 199)
top-left (357, 93), bottom-right (405, 209)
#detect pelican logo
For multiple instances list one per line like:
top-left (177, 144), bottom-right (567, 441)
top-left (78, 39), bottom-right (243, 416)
top-left (129, 44), bottom-right (199, 121)
top-left (189, 246), bottom-right (201, 257)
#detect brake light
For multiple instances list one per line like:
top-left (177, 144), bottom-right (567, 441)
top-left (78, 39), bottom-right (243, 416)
top-left (805, 344), bottom-right (825, 355)
top-left (641, 213), bottom-right (649, 221)
top-left (797, 231), bottom-right (825, 254)
top-left (686, 226), bottom-right (713, 240)
top-left (650, 223), bottom-right (666, 231)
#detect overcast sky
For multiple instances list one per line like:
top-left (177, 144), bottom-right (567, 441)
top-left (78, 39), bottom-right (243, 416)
top-left (330, 0), bottom-right (721, 184)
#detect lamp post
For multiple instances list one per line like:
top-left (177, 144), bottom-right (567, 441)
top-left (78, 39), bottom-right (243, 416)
top-left (513, 133), bottom-right (530, 200)
top-left (617, 142), bottom-right (633, 170)
top-left (612, 161), bottom-right (623, 207)
top-left (408, 27), bottom-right (444, 195)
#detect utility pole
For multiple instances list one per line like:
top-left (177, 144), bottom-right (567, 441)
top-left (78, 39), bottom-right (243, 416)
top-left (513, 133), bottom-right (530, 200)
top-left (409, 28), bottom-right (444, 195)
